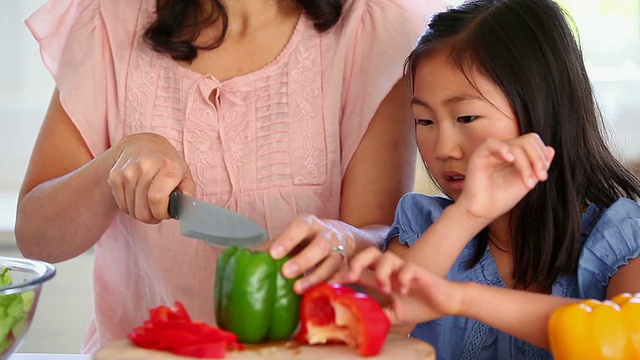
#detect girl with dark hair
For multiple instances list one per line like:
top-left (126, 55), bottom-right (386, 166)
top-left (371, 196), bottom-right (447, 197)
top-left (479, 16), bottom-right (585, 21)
top-left (18, 0), bottom-right (445, 353)
top-left (348, 0), bottom-right (640, 358)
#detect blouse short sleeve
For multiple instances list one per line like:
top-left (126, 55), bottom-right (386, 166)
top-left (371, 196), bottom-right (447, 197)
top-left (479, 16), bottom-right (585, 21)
top-left (578, 198), bottom-right (640, 299)
top-left (25, 0), bottom-right (141, 156)
top-left (383, 193), bottom-right (452, 251)
top-left (338, 0), bottom-right (445, 173)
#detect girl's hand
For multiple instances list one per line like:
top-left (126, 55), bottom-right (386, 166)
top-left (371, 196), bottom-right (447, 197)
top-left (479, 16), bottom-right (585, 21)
top-left (266, 215), bottom-right (352, 294)
top-left (457, 133), bottom-right (555, 222)
top-left (347, 247), bottom-right (464, 325)
top-left (108, 133), bottom-right (196, 224)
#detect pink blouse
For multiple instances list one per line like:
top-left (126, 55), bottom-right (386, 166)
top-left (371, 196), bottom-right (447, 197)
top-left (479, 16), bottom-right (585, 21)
top-left (26, 0), bottom-right (443, 353)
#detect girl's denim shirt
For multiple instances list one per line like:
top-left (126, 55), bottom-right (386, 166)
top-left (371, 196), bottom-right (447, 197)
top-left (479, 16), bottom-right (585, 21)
top-left (384, 193), bottom-right (640, 360)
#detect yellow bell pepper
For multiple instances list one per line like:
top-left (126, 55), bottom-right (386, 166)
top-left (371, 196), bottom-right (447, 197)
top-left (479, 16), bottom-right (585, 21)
top-left (548, 293), bottom-right (640, 360)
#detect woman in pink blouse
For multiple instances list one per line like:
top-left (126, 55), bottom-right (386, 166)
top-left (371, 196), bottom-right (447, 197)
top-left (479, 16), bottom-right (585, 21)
top-left (15, 0), bottom-right (444, 353)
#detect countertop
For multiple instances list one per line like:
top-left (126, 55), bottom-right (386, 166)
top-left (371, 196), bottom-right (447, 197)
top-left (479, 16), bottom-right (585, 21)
top-left (10, 333), bottom-right (435, 360)
top-left (10, 354), bottom-right (90, 360)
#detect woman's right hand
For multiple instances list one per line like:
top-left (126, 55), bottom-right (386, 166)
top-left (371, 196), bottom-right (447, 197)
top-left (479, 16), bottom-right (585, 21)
top-left (108, 133), bottom-right (196, 224)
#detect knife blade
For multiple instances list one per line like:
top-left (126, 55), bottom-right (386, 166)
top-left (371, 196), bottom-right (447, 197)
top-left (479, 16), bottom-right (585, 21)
top-left (168, 191), bottom-right (268, 248)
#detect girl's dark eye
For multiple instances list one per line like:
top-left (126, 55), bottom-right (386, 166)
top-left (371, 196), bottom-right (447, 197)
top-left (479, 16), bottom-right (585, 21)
top-left (457, 115), bottom-right (477, 124)
top-left (415, 119), bottom-right (434, 126)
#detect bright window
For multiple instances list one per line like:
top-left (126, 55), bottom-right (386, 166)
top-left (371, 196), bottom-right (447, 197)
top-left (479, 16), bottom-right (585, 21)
top-left (559, 0), bottom-right (640, 162)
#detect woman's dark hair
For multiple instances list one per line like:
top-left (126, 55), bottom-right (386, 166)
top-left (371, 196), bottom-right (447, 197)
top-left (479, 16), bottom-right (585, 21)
top-left (144, 0), bottom-right (344, 61)
top-left (405, 0), bottom-right (640, 292)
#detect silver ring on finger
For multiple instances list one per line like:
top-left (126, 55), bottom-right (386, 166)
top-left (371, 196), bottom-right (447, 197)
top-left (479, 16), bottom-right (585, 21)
top-left (330, 244), bottom-right (346, 259)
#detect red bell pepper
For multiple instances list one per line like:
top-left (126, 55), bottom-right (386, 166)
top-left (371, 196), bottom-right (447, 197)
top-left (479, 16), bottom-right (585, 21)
top-left (149, 301), bottom-right (191, 323)
top-left (296, 283), bottom-right (391, 357)
top-left (128, 301), bottom-right (243, 358)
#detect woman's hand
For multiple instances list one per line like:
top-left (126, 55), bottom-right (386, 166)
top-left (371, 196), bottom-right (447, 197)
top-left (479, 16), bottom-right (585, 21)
top-left (108, 133), bottom-right (196, 224)
top-left (347, 247), bottom-right (463, 325)
top-left (266, 215), bottom-right (353, 294)
top-left (457, 133), bottom-right (555, 223)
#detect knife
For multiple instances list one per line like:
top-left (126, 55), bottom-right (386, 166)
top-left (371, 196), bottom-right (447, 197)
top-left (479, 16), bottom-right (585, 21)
top-left (168, 191), bottom-right (268, 248)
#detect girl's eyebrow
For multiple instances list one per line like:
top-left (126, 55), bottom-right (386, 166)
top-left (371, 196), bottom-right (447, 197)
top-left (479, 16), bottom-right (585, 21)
top-left (410, 97), bottom-right (429, 107)
top-left (445, 95), bottom-right (485, 104)
top-left (410, 94), bottom-right (484, 108)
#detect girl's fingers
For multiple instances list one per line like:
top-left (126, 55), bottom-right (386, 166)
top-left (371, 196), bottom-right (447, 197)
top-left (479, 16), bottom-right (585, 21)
top-left (545, 146), bottom-right (556, 163)
top-left (355, 268), bottom-right (383, 290)
top-left (508, 146), bottom-right (538, 189)
top-left (483, 138), bottom-right (515, 163)
top-left (370, 255), bottom-right (394, 293)
top-left (519, 134), bottom-right (551, 180)
top-left (372, 253), bottom-right (407, 293)
top-left (395, 264), bottom-right (421, 294)
top-left (482, 134), bottom-right (553, 185)
top-left (350, 251), bottom-right (414, 296)
top-left (348, 247), bottom-right (384, 282)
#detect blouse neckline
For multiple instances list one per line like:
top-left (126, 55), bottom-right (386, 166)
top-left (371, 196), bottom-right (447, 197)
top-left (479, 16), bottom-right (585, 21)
top-left (167, 12), bottom-right (308, 86)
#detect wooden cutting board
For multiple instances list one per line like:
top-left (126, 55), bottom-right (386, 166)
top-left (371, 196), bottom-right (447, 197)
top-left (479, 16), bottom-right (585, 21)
top-left (93, 334), bottom-right (435, 360)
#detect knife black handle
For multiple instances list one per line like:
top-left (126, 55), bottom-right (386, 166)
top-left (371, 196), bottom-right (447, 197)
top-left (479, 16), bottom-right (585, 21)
top-left (168, 190), bottom-right (180, 219)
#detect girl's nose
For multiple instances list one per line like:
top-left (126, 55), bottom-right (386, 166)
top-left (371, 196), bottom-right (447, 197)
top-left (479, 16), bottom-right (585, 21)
top-left (433, 128), bottom-right (463, 161)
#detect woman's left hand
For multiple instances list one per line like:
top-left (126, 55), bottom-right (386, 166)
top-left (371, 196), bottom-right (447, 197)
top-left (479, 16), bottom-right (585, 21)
top-left (262, 215), bottom-right (353, 294)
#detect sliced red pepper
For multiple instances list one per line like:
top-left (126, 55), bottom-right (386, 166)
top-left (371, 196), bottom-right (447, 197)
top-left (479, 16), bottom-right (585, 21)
top-left (128, 301), bottom-right (242, 358)
top-left (296, 283), bottom-right (391, 357)
top-left (140, 329), bottom-right (208, 351)
top-left (149, 301), bottom-right (191, 323)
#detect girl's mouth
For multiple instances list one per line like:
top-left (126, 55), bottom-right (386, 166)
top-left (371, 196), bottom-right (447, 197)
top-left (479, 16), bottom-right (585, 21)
top-left (443, 173), bottom-right (465, 190)
top-left (444, 175), bottom-right (465, 181)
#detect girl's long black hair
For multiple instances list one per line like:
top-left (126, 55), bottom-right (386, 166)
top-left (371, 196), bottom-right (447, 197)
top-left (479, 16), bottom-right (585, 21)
top-left (406, 0), bottom-right (640, 292)
top-left (145, 0), bottom-right (344, 61)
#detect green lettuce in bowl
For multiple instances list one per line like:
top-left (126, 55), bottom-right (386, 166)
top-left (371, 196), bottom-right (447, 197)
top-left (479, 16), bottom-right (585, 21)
top-left (0, 257), bottom-right (55, 359)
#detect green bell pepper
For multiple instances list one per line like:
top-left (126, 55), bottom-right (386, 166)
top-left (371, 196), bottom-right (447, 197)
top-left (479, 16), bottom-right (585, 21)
top-left (214, 246), bottom-right (301, 343)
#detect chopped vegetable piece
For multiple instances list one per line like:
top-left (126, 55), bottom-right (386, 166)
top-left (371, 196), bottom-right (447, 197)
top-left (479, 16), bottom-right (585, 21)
top-left (215, 246), bottom-right (301, 343)
top-left (296, 283), bottom-right (391, 357)
top-left (548, 293), bottom-right (640, 360)
top-left (0, 267), bottom-right (35, 356)
top-left (128, 301), bottom-right (242, 358)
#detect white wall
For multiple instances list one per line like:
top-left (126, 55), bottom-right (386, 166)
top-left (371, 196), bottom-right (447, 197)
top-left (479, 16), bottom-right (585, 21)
top-left (1, 1), bottom-right (54, 192)
top-left (0, 1), bottom-right (53, 230)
